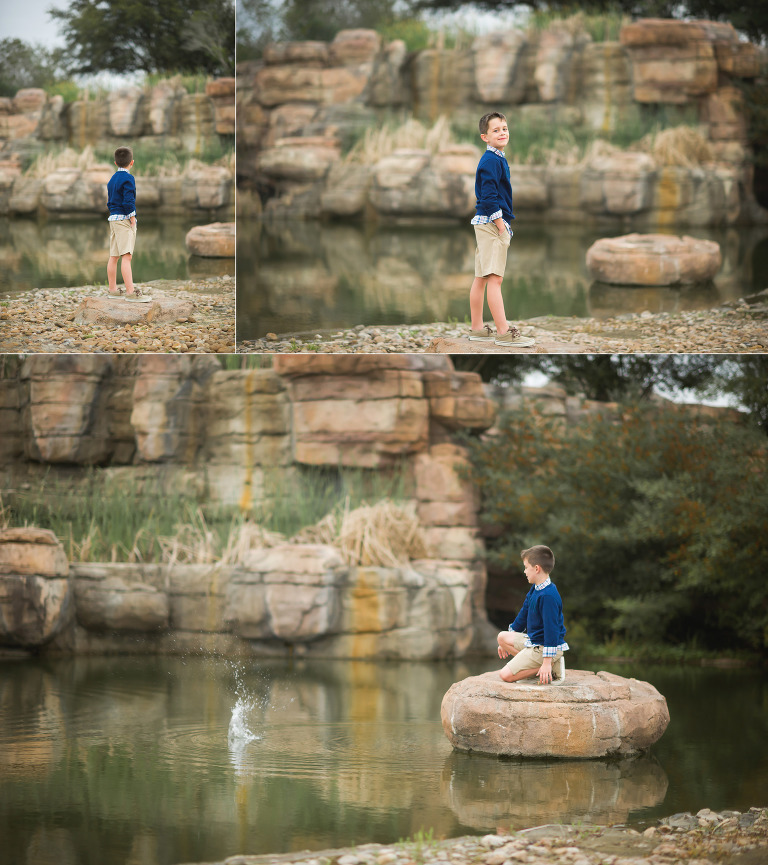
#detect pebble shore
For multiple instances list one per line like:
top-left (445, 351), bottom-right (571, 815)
top-left (200, 807), bottom-right (768, 865)
top-left (0, 277), bottom-right (235, 353)
top-left (238, 293), bottom-right (768, 355)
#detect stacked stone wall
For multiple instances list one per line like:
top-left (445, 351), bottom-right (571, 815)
top-left (0, 79), bottom-right (235, 217)
top-left (238, 21), bottom-right (767, 227)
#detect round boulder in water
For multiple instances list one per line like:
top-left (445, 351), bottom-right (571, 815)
top-left (441, 669), bottom-right (669, 758)
top-left (185, 222), bottom-right (235, 258)
top-left (586, 233), bottom-right (721, 286)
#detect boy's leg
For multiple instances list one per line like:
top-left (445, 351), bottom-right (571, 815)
top-left (107, 255), bottom-right (119, 293)
top-left (469, 277), bottom-right (488, 330)
top-left (485, 274), bottom-right (509, 335)
top-left (497, 629), bottom-right (526, 659)
top-left (120, 253), bottom-right (135, 293)
top-left (499, 645), bottom-right (545, 683)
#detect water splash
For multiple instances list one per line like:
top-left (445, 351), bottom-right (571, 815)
top-left (227, 695), bottom-right (261, 746)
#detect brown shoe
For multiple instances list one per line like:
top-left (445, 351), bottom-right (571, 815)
top-left (468, 324), bottom-right (495, 341)
top-left (494, 325), bottom-right (535, 347)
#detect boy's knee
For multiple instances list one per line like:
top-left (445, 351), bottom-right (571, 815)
top-left (499, 665), bottom-right (515, 683)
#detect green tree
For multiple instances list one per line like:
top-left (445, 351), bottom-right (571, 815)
top-left (50, 0), bottom-right (235, 76)
top-left (466, 403), bottom-right (768, 654)
top-left (713, 356), bottom-right (768, 435)
top-left (0, 38), bottom-right (62, 97)
top-left (453, 355), bottom-right (727, 402)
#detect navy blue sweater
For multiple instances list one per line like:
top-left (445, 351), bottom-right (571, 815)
top-left (510, 581), bottom-right (566, 649)
top-left (107, 169), bottom-right (137, 218)
top-left (474, 149), bottom-right (514, 225)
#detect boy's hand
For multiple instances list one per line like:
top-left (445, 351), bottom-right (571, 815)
top-left (538, 658), bottom-right (553, 684)
top-left (498, 645), bottom-right (509, 659)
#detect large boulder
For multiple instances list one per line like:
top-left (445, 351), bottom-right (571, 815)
top-left (74, 576), bottom-right (169, 632)
top-left (586, 233), bottom-right (722, 285)
top-left (441, 669), bottom-right (670, 758)
top-left (0, 527), bottom-right (73, 648)
top-left (185, 222), bottom-right (235, 257)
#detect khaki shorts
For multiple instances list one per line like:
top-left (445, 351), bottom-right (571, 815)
top-left (474, 221), bottom-right (511, 278)
top-left (109, 219), bottom-right (137, 257)
top-left (501, 630), bottom-right (564, 679)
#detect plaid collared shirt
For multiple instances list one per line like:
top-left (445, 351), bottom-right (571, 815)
top-left (470, 145), bottom-right (513, 237)
top-left (107, 167), bottom-right (137, 221)
top-left (522, 577), bottom-right (570, 658)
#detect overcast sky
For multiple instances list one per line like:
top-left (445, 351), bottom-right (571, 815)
top-left (1, 0), bottom-right (65, 47)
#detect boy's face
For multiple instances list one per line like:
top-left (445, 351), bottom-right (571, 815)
top-left (481, 116), bottom-right (509, 151)
top-left (523, 558), bottom-right (541, 583)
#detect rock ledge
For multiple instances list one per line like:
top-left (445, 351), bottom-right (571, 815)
top-left (441, 669), bottom-right (669, 758)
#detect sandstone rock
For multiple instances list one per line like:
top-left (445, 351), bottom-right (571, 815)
top-left (715, 40), bottom-right (761, 78)
top-left (586, 233), bottom-right (722, 285)
top-left (148, 80), bottom-right (185, 135)
top-left (581, 152), bottom-right (656, 216)
top-left (473, 30), bottom-right (527, 103)
top-left (258, 136), bottom-right (341, 182)
top-left (0, 528), bottom-right (68, 576)
top-left (535, 26), bottom-right (589, 103)
top-left (109, 86), bottom-right (145, 136)
top-left (368, 39), bottom-right (408, 107)
top-left (75, 576), bottom-right (169, 631)
top-left (441, 669), bottom-right (670, 757)
top-left (330, 29), bottom-right (381, 65)
top-left (508, 165), bottom-right (548, 210)
top-left (8, 177), bottom-right (43, 213)
top-left (320, 163), bottom-right (372, 216)
top-left (256, 65), bottom-right (324, 106)
top-left (74, 296), bottom-right (195, 325)
top-left (37, 94), bottom-right (66, 140)
top-left (0, 528), bottom-right (73, 647)
top-left (185, 222), bottom-right (235, 257)
top-left (13, 88), bottom-right (47, 115)
top-left (422, 370), bottom-right (497, 430)
top-left (181, 163), bottom-right (232, 209)
top-left (263, 41), bottom-right (329, 66)
top-left (205, 77), bottom-right (235, 135)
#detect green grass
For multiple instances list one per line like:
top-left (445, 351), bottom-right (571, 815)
top-left (526, 6), bottom-right (629, 42)
top-left (1, 461), bottom-right (412, 563)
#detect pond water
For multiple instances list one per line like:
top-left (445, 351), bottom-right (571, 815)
top-left (0, 215), bottom-right (235, 296)
top-left (237, 221), bottom-right (768, 339)
top-left (1, 655), bottom-right (766, 865)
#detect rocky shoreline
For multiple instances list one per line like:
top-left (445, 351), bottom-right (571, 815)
top-left (238, 292), bottom-right (768, 355)
top-left (0, 277), bottom-right (235, 353)
top-left (194, 807), bottom-right (768, 865)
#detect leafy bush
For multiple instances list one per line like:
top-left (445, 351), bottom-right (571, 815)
top-left (465, 403), bottom-right (768, 655)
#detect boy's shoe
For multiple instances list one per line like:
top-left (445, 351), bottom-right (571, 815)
top-left (468, 325), bottom-right (496, 341)
top-left (107, 287), bottom-right (124, 297)
top-left (494, 325), bottom-right (535, 347)
top-left (124, 287), bottom-right (152, 303)
top-left (553, 656), bottom-right (566, 682)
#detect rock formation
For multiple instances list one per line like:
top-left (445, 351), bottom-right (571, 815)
top-left (0, 527), bottom-right (74, 647)
top-left (441, 669), bottom-right (670, 758)
top-left (238, 21), bottom-right (767, 227)
top-left (185, 222), bottom-right (235, 257)
top-left (585, 233), bottom-right (723, 285)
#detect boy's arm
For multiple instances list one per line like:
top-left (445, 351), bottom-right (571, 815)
top-left (123, 176), bottom-right (137, 225)
top-left (539, 595), bottom-right (563, 657)
top-left (475, 162), bottom-right (507, 233)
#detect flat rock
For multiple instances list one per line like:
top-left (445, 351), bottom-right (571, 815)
top-left (586, 233), bottom-right (722, 286)
top-left (74, 296), bottom-right (195, 325)
top-left (427, 333), bottom-right (587, 354)
top-left (185, 222), bottom-right (235, 257)
top-left (441, 669), bottom-right (670, 758)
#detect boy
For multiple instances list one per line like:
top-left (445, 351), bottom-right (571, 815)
top-left (106, 146), bottom-right (151, 302)
top-left (497, 545), bottom-right (568, 684)
top-left (468, 112), bottom-right (534, 347)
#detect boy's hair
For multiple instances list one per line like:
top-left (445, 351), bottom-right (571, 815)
top-left (114, 146), bottom-right (133, 167)
top-left (479, 112), bottom-right (507, 135)
top-left (521, 545), bottom-right (555, 574)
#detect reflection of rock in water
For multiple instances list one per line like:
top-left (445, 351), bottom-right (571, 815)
top-left (441, 750), bottom-right (668, 831)
top-left (588, 280), bottom-right (723, 318)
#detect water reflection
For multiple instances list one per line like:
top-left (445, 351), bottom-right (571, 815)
top-left (237, 221), bottom-right (767, 339)
top-left (0, 215), bottom-right (235, 295)
top-left (0, 656), bottom-right (766, 865)
top-left (442, 751), bottom-right (667, 831)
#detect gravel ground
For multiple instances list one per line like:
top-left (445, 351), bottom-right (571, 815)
top-left (237, 293), bottom-right (768, 355)
top-left (0, 277), bottom-right (235, 353)
top-left (197, 807), bottom-right (768, 865)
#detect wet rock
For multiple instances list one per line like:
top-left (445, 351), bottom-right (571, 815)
top-left (75, 575), bottom-right (169, 632)
top-left (441, 669), bottom-right (670, 757)
top-left (586, 233), bottom-right (722, 285)
top-left (0, 527), bottom-right (73, 648)
top-left (185, 222), bottom-right (235, 257)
